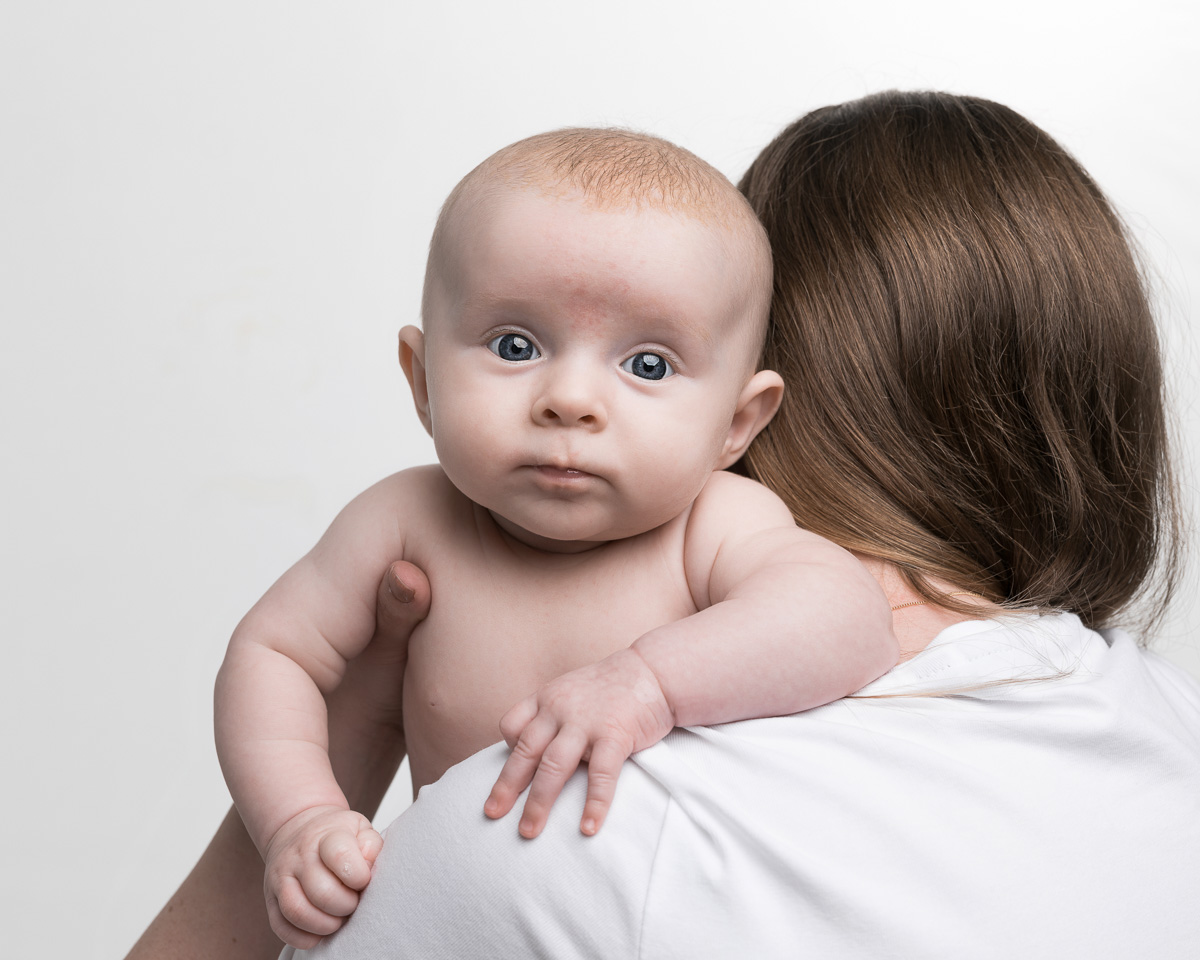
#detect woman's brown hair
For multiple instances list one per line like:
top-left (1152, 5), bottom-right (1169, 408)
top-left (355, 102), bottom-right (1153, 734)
top-left (739, 91), bottom-right (1180, 634)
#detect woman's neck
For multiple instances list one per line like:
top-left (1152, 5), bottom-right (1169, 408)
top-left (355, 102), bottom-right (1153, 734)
top-left (853, 554), bottom-right (1001, 661)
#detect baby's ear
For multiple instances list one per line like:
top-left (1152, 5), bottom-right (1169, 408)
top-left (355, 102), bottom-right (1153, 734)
top-left (398, 326), bottom-right (433, 437)
top-left (717, 369), bottom-right (784, 469)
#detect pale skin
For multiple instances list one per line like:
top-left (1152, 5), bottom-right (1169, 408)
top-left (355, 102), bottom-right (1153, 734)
top-left (214, 185), bottom-right (898, 948)
top-left (126, 563), bottom-right (982, 960)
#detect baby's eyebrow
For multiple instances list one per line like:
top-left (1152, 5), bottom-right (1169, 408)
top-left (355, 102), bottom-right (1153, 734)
top-left (457, 291), bottom-right (542, 316)
top-left (638, 313), bottom-right (715, 348)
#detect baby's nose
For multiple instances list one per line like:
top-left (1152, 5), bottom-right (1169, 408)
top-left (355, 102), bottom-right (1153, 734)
top-left (532, 368), bottom-right (608, 429)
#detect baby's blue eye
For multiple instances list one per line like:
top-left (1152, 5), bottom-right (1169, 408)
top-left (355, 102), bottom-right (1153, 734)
top-left (621, 352), bottom-right (673, 380)
top-left (487, 333), bottom-right (540, 362)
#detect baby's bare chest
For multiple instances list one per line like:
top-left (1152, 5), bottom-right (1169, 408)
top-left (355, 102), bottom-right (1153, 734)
top-left (401, 529), bottom-right (697, 791)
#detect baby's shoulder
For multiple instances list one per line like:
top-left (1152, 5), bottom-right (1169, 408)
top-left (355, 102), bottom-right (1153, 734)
top-left (688, 470), bottom-right (794, 531)
top-left (340, 464), bottom-right (475, 544)
top-left (680, 472), bottom-right (799, 595)
top-left (372, 463), bottom-right (465, 508)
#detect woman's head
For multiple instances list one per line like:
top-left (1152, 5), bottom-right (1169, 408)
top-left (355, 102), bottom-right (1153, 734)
top-left (739, 90), bottom-right (1179, 631)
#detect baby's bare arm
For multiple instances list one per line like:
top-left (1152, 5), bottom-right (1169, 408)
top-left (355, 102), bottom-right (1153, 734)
top-left (215, 478), bottom-right (411, 851)
top-left (126, 561), bottom-right (430, 960)
top-left (638, 470), bottom-right (898, 726)
top-left (487, 471), bottom-right (896, 837)
top-left (213, 472), bottom-right (429, 946)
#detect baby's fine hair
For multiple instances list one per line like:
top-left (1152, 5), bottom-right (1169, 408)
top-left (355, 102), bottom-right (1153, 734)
top-left (739, 90), bottom-right (1181, 634)
top-left (423, 127), bottom-right (772, 333)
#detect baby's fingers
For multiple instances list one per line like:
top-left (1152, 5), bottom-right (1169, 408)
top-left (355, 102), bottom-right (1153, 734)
top-left (517, 726), bottom-right (590, 839)
top-left (498, 696), bottom-right (539, 748)
top-left (294, 861), bottom-right (361, 920)
top-left (268, 875), bottom-right (345, 948)
top-left (579, 737), bottom-right (629, 836)
top-left (318, 823), bottom-right (376, 891)
top-left (485, 716), bottom-right (555, 820)
top-left (268, 897), bottom-right (324, 950)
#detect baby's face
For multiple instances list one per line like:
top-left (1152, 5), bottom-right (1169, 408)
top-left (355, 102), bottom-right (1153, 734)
top-left (414, 187), bottom-right (766, 551)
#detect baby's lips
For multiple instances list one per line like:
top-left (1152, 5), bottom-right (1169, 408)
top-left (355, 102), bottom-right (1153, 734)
top-left (531, 461), bottom-right (599, 480)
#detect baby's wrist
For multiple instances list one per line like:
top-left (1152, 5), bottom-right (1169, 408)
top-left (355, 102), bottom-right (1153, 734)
top-left (618, 643), bottom-right (677, 727)
top-left (262, 802), bottom-right (352, 856)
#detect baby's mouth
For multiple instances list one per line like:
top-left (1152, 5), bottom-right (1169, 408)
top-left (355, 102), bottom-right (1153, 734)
top-left (533, 465), bottom-right (595, 482)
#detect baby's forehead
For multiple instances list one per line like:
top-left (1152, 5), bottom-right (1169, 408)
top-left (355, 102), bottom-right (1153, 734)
top-left (459, 185), bottom-right (754, 288)
top-left (445, 180), bottom-right (769, 302)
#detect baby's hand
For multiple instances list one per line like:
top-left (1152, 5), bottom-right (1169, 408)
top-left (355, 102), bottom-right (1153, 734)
top-left (484, 647), bottom-right (675, 839)
top-left (262, 805), bottom-right (383, 949)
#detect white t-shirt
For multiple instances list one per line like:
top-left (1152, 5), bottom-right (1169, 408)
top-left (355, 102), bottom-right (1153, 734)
top-left (288, 613), bottom-right (1200, 959)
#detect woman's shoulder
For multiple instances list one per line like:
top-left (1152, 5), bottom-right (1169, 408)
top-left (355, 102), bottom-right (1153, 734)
top-left (618, 612), bottom-right (1200, 957)
top-left (294, 612), bottom-right (1200, 960)
top-left (859, 610), bottom-right (1200, 707)
top-left (295, 744), bottom-right (671, 959)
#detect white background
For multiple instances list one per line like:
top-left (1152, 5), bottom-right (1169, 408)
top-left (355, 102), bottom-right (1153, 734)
top-left (2, 2), bottom-right (1197, 956)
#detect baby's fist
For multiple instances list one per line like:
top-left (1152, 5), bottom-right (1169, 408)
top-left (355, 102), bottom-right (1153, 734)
top-left (263, 805), bottom-right (383, 949)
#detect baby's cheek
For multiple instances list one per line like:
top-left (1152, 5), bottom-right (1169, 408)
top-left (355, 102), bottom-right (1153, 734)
top-left (433, 422), bottom-right (499, 501)
top-left (634, 442), bottom-right (714, 510)
top-left (434, 397), bottom-right (505, 461)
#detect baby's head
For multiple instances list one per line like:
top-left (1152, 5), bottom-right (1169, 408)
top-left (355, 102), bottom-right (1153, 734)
top-left (400, 128), bottom-right (780, 550)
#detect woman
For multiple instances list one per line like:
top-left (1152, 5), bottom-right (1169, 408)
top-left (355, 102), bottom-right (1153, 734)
top-left (127, 91), bottom-right (1200, 959)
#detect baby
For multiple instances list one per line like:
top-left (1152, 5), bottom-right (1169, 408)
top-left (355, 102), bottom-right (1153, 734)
top-left (215, 128), bottom-right (898, 947)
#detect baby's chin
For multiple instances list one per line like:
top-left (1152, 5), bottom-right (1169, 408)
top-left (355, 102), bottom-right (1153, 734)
top-left (486, 509), bottom-right (611, 553)
top-left (485, 507), bottom-right (670, 554)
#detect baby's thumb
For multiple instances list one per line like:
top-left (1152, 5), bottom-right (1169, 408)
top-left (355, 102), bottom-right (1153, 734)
top-left (357, 824), bottom-right (384, 866)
